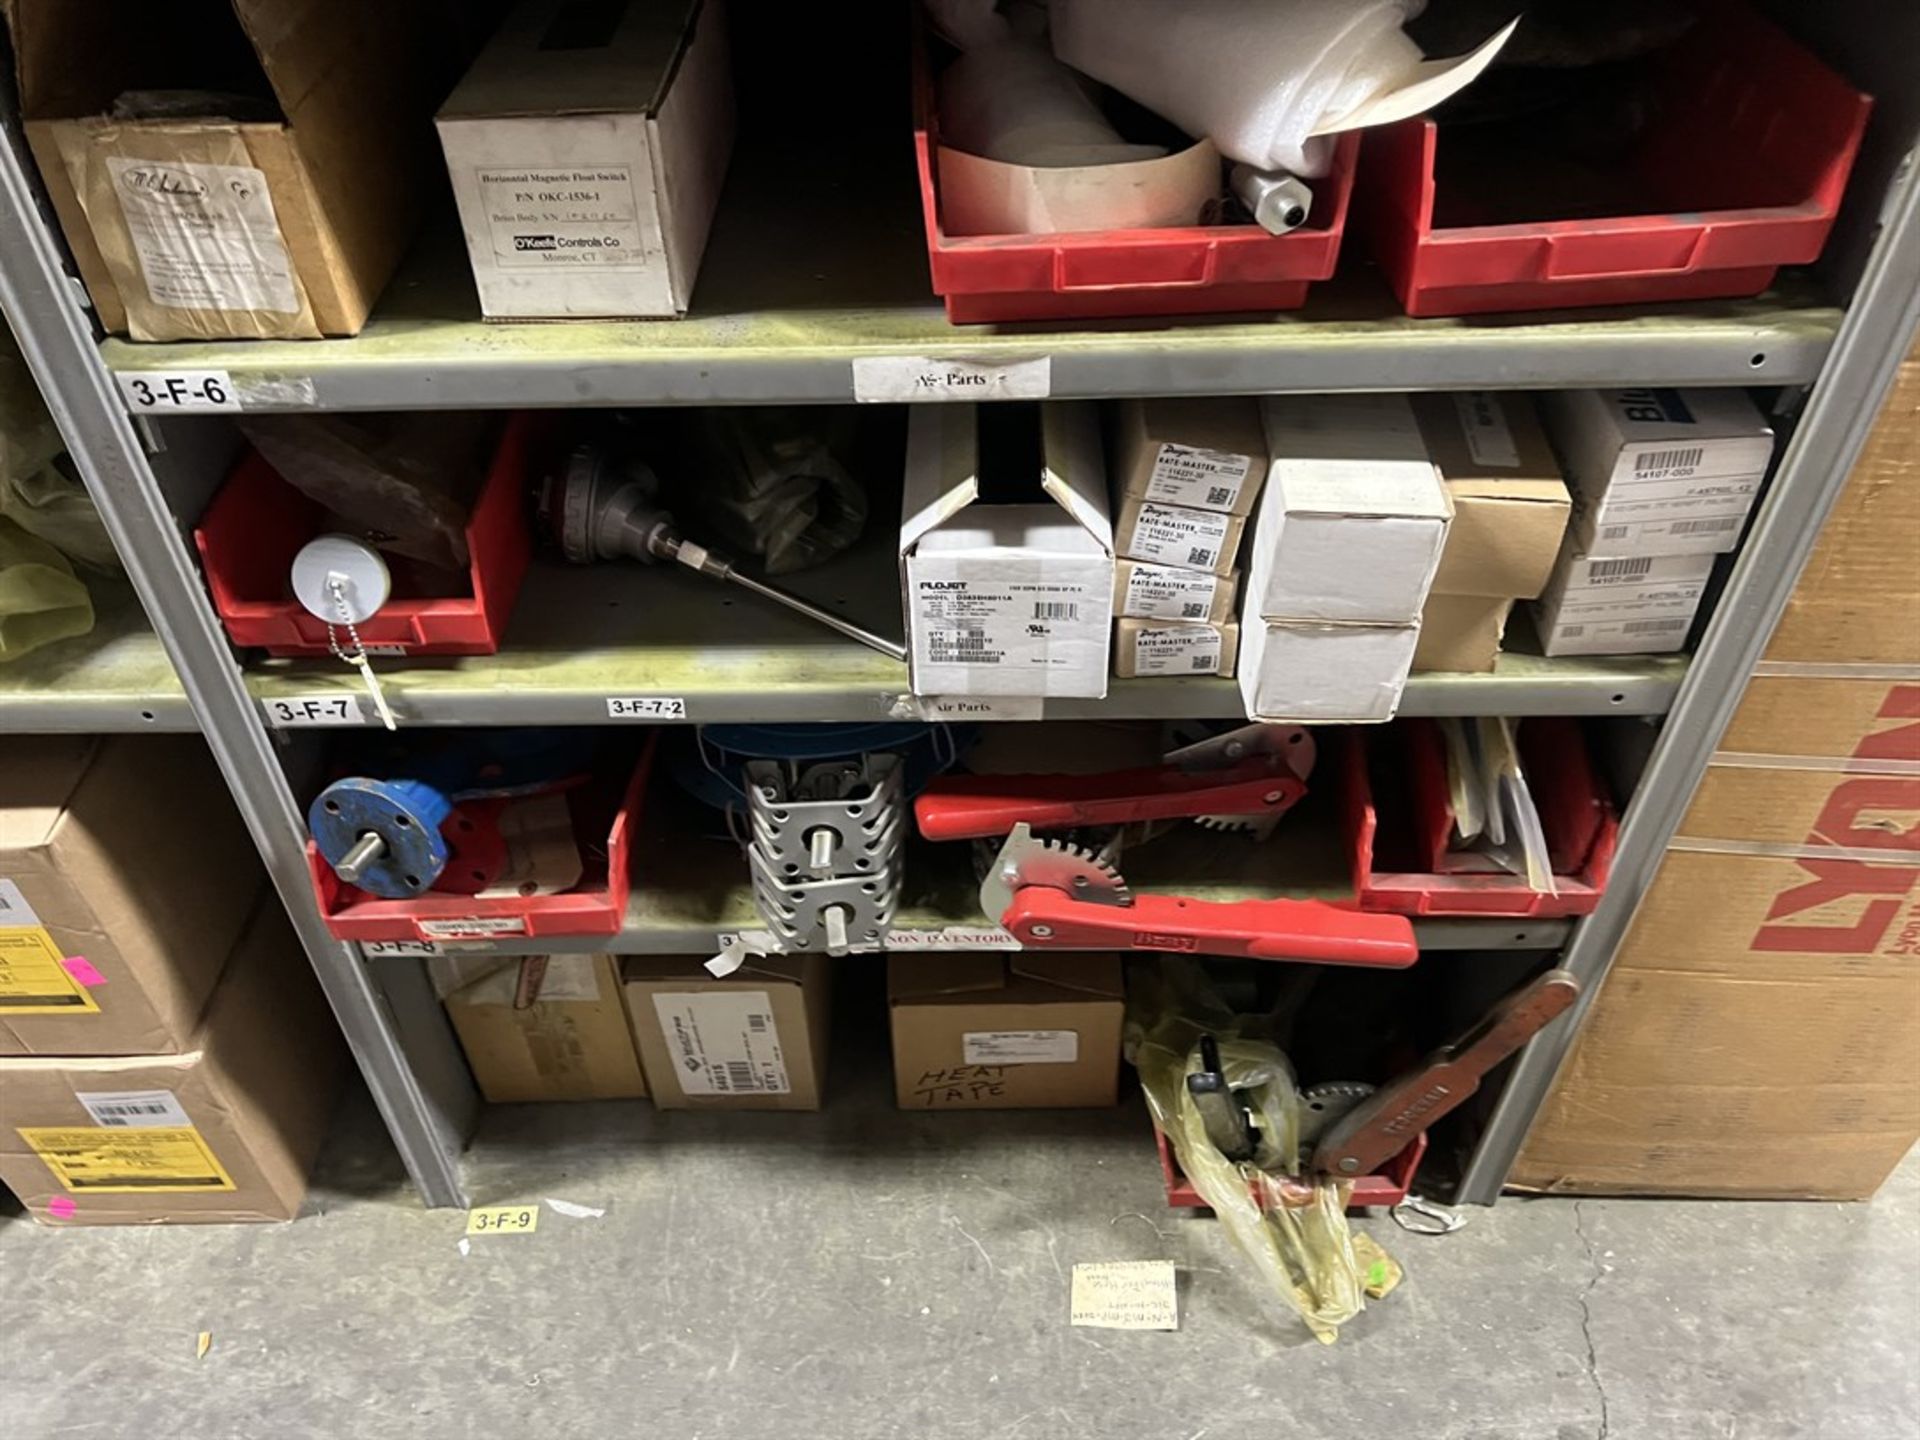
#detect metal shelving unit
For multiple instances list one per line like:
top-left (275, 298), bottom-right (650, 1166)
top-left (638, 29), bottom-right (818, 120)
top-left (3, 5), bottom-right (1916, 1215)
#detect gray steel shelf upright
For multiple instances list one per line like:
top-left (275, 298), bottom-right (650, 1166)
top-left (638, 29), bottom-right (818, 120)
top-left (1, 6), bottom-right (1915, 1212)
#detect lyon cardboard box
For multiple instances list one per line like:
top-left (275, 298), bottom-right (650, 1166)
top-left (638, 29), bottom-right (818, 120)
top-left (901, 403), bottom-right (1114, 699)
top-left (0, 900), bottom-right (346, 1225)
top-left (1545, 388), bottom-right (1774, 558)
top-left (1113, 618), bottom-right (1238, 679)
top-left (1110, 398), bottom-right (1268, 516)
top-left (437, 954), bottom-right (647, 1103)
top-left (1253, 394), bottom-right (1452, 623)
top-left (888, 954), bottom-right (1124, 1110)
top-left (1412, 594), bottom-right (1511, 673)
top-left (1412, 391), bottom-right (1571, 599)
top-left (437, 0), bottom-right (735, 320)
top-left (623, 955), bottom-right (830, 1110)
top-left (1532, 548), bottom-right (1714, 657)
top-left (1112, 496), bottom-right (1247, 577)
top-left (1, 736), bottom-right (262, 1056)
top-left (7, 0), bottom-right (454, 340)
top-left (1239, 619), bottom-right (1419, 723)
top-left (1113, 559), bottom-right (1238, 623)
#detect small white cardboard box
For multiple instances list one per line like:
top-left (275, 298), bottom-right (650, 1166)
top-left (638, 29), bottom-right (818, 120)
top-left (1253, 394), bottom-right (1453, 623)
top-left (1532, 547), bottom-right (1716, 657)
top-left (436, 0), bottom-right (735, 319)
top-left (1238, 619), bottom-right (1420, 723)
top-left (1545, 388), bottom-right (1774, 558)
top-left (901, 404), bottom-right (1114, 698)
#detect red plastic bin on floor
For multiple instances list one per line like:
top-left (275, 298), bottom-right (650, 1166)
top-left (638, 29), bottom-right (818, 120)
top-left (308, 735), bottom-right (655, 944)
top-left (1356, 2), bottom-right (1871, 317)
top-left (195, 414), bottom-right (537, 657)
top-left (913, 32), bottom-right (1358, 324)
top-left (1344, 719), bottom-right (1616, 918)
top-left (1156, 1128), bottom-right (1426, 1212)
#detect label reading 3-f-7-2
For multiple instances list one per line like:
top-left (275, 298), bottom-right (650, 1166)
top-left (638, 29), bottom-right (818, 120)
top-left (606, 697), bottom-right (687, 719)
top-left (116, 369), bottom-right (243, 414)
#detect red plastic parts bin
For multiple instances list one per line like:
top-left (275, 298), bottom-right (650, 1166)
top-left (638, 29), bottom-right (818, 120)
top-left (1356, 3), bottom-right (1871, 317)
top-left (913, 33), bottom-right (1358, 324)
top-left (195, 413), bottom-right (536, 657)
top-left (308, 735), bottom-right (655, 943)
top-left (1156, 1128), bottom-right (1426, 1212)
top-left (1346, 719), bottom-right (1616, 918)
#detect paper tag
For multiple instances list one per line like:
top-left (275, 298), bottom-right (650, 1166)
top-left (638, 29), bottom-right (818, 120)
top-left (476, 794), bottom-right (582, 899)
top-left (1453, 393), bottom-right (1520, 469)
top-left (1146, 444), bottom-right (1253, 510)
top-left (478, 165), bottom-right (646, 271)
top-left (1132, 624), bottom-right (1224, 676)
top-left (1121, 503), bottom-right (1232, 571)
top-left (526, 955), bottom-right (602, 1004)
top-left (1120, 563), bottom-right (1220, 621)
top-left (21, 1127), bottom-right (235, 1193)
top-left (651, 991), bottom-right (790, 1096)
top-left (75, 1089), bottom-right (193, 1130)
top-left (417, 917), bottom-right (530, 939)
top-left (896, 695), bottom-right (1047, 723)
top-left (1070, 1261), bottom-right (1179, 1331)
top-left (964, 1030), bottom-right (1079, 1065)
top-left (363, 940), bottom-right (444, 958)
top-left (852, 356), bottom-right (1051, 403)
top-left (466, 1203), bottom-right (540, 1235)
top-left (116, 370), bottom-right (241, 414)
top-left (883, 927), bottom-right (1022, 951)
top-left (263, 695), bottom-right (365, 727)
top-left (105, 158), bottom-right (300, 315)
top-left (606, 697), bottom-right (688, 720)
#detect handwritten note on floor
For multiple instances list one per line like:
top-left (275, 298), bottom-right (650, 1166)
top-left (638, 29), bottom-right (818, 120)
top-left (1070, 1261), bottom-right (1179, 1331)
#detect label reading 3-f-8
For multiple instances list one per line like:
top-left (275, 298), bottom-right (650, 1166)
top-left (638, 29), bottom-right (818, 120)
top-left (116, 370), bottom-right (242, 414)
top-left (264, 695), bottom-right (365, 727)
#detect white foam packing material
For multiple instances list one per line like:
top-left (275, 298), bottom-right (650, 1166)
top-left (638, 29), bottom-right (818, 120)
top-left (1051, 0), bottom-right (1424, 178)
top-left (939, 38), bottom-right (1168, 168)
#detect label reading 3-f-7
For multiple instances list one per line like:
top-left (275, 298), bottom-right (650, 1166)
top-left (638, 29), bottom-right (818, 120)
top-left (116, 370), bottom-right (242, 414)
top-left (264, 695), bottom-right (365, 727)
top-left (606, 697), bottom-right (687, 719)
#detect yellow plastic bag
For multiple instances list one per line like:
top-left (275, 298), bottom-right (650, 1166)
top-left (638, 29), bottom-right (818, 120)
top-left (0, 516), bottom-right (93, 662)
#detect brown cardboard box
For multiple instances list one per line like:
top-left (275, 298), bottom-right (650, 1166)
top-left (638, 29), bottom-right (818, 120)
top-left (0, 736), bottom-right (262, 1056)
top-left (1113, 617), bottom-right (1239, 679)
top-left (1111, 398), bottom-right (1268, 516)
top-left (888, 954), bottom-right (1124, 1110)
top-left (439, 955), bottom-right (647, 1103)
top-left (1413, 392), bottom-right (1571, 599)
top-left (1113, 496), bottom-right (1247, 577)
top-left (1112, 559), bottom-right (1238, 623)
top-left (1721, 676), bottom-right (1919, 761)
top-left (6, 0), bottom-right (456, 340)
top-left (1412, 594), bottom-right (1512, 673)
top-left (0, 899), bottom-right (346, 1225)
top-left (622, 955), bottom-right (830, 1110)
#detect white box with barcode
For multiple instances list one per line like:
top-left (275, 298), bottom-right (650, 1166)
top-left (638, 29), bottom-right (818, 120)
top-left (1252, 394), bottom-right (1453, 623)
top-left (1532, 548), bottom-right (1716, 657)
top-left (900, 403), bottom-right (1114, 699)
top-left (1545, 388), bottom-right (1774, 558)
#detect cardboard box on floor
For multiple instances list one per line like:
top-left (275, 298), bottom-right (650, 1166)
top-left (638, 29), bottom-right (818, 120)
top-left (888, 954), bottom-right (1124, 1110)
top-left (6, 0), bottom-right (460, 340)
top-left (436, 954), bottom-right (647, 1103)
top-left (1, 736), bottom-right (261, 1056)
top-left (623, 955), bottom-right (831, 1110)
top-left (437, 0), bottom-right (736, 320)
top-left (0, 897), bottom-right (346, 1225)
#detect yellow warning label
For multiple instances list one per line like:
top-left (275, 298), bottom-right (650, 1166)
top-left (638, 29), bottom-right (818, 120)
top-left (19, 1127), bottom-right (236, 1193)
top-left (0, 928), bottom-right (97, 1014)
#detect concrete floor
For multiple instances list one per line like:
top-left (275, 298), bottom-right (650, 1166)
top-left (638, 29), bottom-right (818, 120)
top-left (4, 1069), bottom-right (1917, 1440)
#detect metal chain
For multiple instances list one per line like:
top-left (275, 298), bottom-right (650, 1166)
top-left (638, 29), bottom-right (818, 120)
top-left (326, 574), bottom-right (398, 731)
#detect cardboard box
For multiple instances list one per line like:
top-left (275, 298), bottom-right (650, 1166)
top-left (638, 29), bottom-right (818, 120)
top-left (1545, 388), bottom-right (1775, 558)
top-left (1721, 676), bottom-right (1920, 761)
top-left (1532, 547), bottom-right (1715, 657)
top-left (7, 0), bottom-right (454, 340)
top-left (622, 955), bottom-right (830, 1110)
top-left (901, 404), bottom-right (1114, 699)
top-left (1, 737), bottom-right (262, 1056)
top-left (888, 954), bottom-right (1124, 1110)
top-left (1113, 559), bottom-right (1238, 623)
top-left (1113, 618), bottom-right (1239, 679)
top-left (1238, 619), bottom-right (1419, 723)
top-left (1112, 496), bottom-right (1246, 577)
top-left (437, 0), bottom-right (735, 320)
top-left (1412, 594), bottom-right (1511, 673)
top-left (437, 955), bottom-right (647, 1103)
top-left (1252, 394), bottom-right (1452, 623)
top-left (0, 900), bottom-right (346, 1225)
top-left (1413, 392), bottom-right (1571, 599)
top-left (1110, 398), bottom-right (1268, 516)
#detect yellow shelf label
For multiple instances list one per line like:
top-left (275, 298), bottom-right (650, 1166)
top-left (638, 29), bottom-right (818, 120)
top-left (466, 1203), bottom-right (540, 1236)
top-left (20, 1126), bottom-right (235, 1193)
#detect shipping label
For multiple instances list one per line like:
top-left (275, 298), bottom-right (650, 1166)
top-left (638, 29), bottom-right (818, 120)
top-left (1121, 503), bottom-right (1232, 571)
top-left (478, 166), bottom-right (648, 270)
top-left (651, 991), bottom-right (790, 1096)
top-left (910, 562), bottom-right (1105, 689)
top-left (105, 159), bottom-right (300, 315)
top-left (1120, 563), bottom-right (1219, 621)
top-left (75, 1090), bottom-right (193, 1130)
top-left (1131, 625), bottom-right (1224, 676)
top-left (0, 881), bottom-right (96, 1015)
top-left (1144, 444), bottom-right (1253, 510)
top-left (962, 1030), bottom-right (1079, 1065)
top-left (1453, 392), bottom-right (1520, 468)
top-left (22, 1127), bottom-right (235, 1193)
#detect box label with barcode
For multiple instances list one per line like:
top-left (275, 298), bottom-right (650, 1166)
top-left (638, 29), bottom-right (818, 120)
top-left (650, 990), bottom-right (790, 1096)
top-left (1144, 444), bottom-right (1253, 511)
top-left (1120, 563), bottom-right (1220, 621)
top-left (1131, 624), bottom-right (1224, 676)
top-left (75, 1089), bottom-right (193, 1130)
top-left (1119, 502), bottom-right (1232, 572)
top-left (908, 560), bottom-right (1107, 695)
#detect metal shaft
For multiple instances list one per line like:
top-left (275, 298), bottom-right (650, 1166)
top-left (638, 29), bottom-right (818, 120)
top-left (725, 570), bottom-right (909, 663)
top-left (336, 831), bottom-right (387, 884)
top-left (808, 827), bottom-right (838, 874)
top-left (823, 904), bottom-right (851, 955)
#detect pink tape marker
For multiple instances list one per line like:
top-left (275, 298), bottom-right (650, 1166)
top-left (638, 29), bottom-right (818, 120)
top-left (61, 957), bottom-right (107, 988)
top-left (47, 1196), bottom-right (76, 1220)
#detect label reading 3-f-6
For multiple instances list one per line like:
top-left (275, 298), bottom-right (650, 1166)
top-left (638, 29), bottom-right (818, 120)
top-left (606, 697), bottom-right (687, 719)
top-left (116, 369), bottom-right (243, 414)
top-left (264, 695), bottom-right (365, 727)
